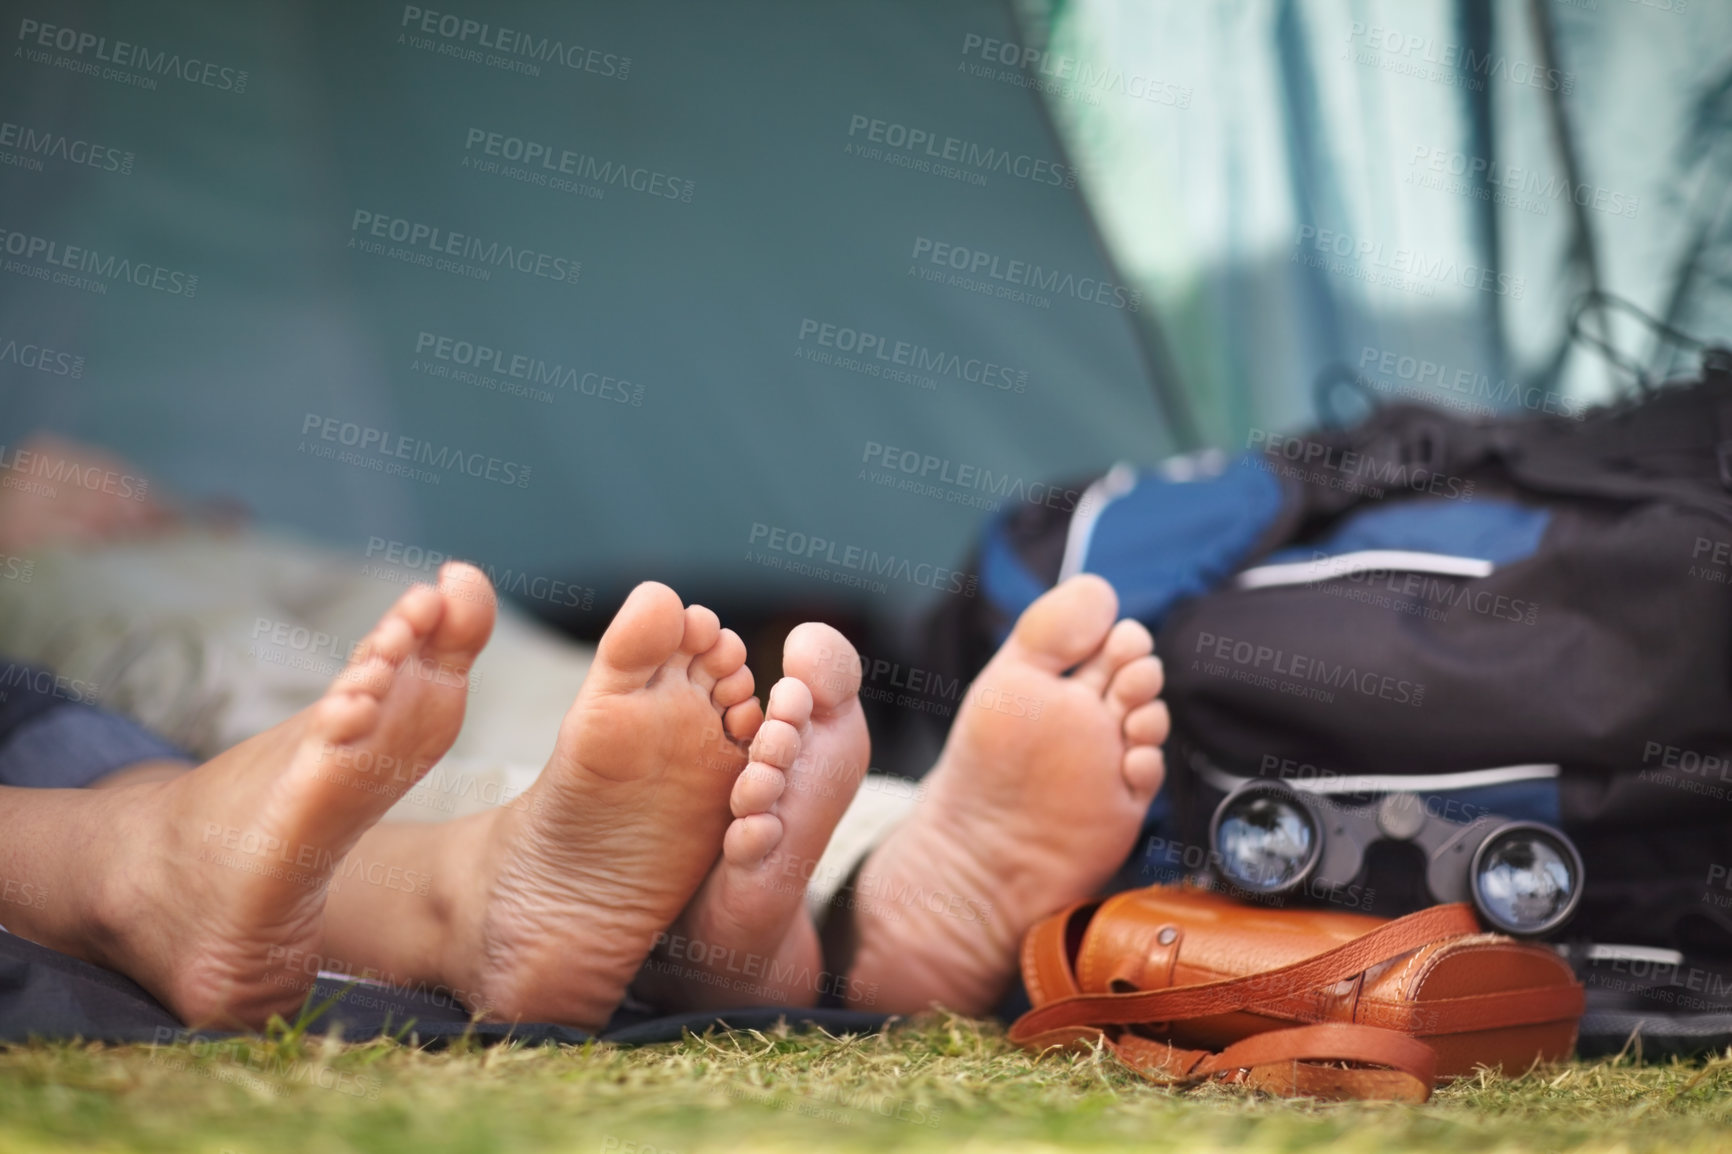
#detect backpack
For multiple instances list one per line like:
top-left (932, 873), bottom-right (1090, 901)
top-left (923, 348), bottom-right (1732, 951)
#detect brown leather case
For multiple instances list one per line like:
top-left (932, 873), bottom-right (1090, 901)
top-left (1010, 885), bottom-right (1584, 1101)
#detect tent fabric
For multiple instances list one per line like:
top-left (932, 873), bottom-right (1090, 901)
top-left (1033, 0), bottom-right (1732, 447)
top-left (0, 0), bottom-right (1175, 619)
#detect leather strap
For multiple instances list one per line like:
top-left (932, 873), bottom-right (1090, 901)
top-left (1013, 904), bottom-right (1478, 1037)
top-left (1010, 901), bottom-right (1553, 1102)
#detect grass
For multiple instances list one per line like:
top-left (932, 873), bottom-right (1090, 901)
top-left (3, 1016), bottom-right (1732, 1154)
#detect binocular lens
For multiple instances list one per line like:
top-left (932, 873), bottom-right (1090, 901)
top-left (1215, 792), bottom-right (1316, 893)
top-left (1472, 826), bottom-right (1581, 936)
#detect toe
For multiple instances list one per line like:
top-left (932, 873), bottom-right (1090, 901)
top-left (779, 622), bottom-right (859, 714)
top-left (712, 665), bottom-right (756, 709)
top-left (427, 562), bottom-right (497, 668)
top-left (591, 582), bottom-right (688, 690)
top-left (356, 587), bottom-right (439, 667)
top-left (387, 582), bottom-right (446, 644)
top-left (749, 717), bottom-right (803, 772)
top-left (1005, 574), bottom-right (1120, 672)
top-left (308, 686), bottom-right (382, 746)
top-left (1106, 656), bottom-right (1165, 721)
top-left (1123, 745), bottom-right (1166, 801)
top-left (1124, 700), bottom-right (1170, 747)
top-left (333, 652), bottom-right (398, 699)
top-left (679, 604), bottom-right (722, 658)
top-left (724, 698), bottom-right (765, 742)
top-left (723, 813), bottom-right (784, 865)
top-left (731, 762), bottom-right (787, 816)
top-left (1073, 618), bottom-right (1154, 693)
top-left (692, 627), bottom-right (746, 691)
top-left (763, 677), bottom-right (815, 733)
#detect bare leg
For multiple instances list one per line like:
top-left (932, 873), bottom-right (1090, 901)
top-left (0, 564), bottom-right (492, 1028)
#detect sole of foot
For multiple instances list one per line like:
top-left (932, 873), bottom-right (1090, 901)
top-left (843, 574), bottom-right (1168, 1016)
top-left (98, 563), bottom-right (494, 1028)
top-left (450, 582), bottom-right (765, 1030)
top-left (637, 622), bottom-right (869, 1010)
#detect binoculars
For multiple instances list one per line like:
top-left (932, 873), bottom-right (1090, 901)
top-left (1208, 780), bottom-right (1584, 937)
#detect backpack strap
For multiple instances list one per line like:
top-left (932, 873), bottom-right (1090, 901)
top-left (1273, 367), bottom-right (1732, 535)
top-left (1010, 903), bottom-right (1511, 1102)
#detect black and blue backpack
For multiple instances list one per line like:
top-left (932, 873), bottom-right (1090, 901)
top-left (924, 347), bottom-right (1732, 957)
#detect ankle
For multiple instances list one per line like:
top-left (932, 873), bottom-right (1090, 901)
top-left (78, 782), bottom-right (170, 971)
top-left (431, 808), bottom-right (506, 999)
top-left (846, 814), bottom-right (1023, 1013)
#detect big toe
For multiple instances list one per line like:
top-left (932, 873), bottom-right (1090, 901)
top-left (592, 582), bottom-right (688, 689)
top-left (780, 622), bottom-right (860, 714)
top-left (428, 562), bottom-right (497, 667)
top-left (1006, 574), bottom-right (1120, 672)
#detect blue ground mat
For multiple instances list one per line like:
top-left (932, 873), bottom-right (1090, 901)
top-left (4, 929), bottom-right (1727, 1060)
top-left (0, 930), bottom-right (890, 1048)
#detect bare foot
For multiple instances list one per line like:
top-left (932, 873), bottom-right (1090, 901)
top-left (844, 575), bottom-right (1169, 1015)
top-left (638, 623), bottom-right (869, 1010)
top-left (63, 565), bottom-right (492, 1027)
top-left (443, 582), bottom-right (765, 1030)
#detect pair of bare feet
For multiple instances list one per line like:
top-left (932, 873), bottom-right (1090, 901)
top-left (9, 565), bottom-right (1169, 1031)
